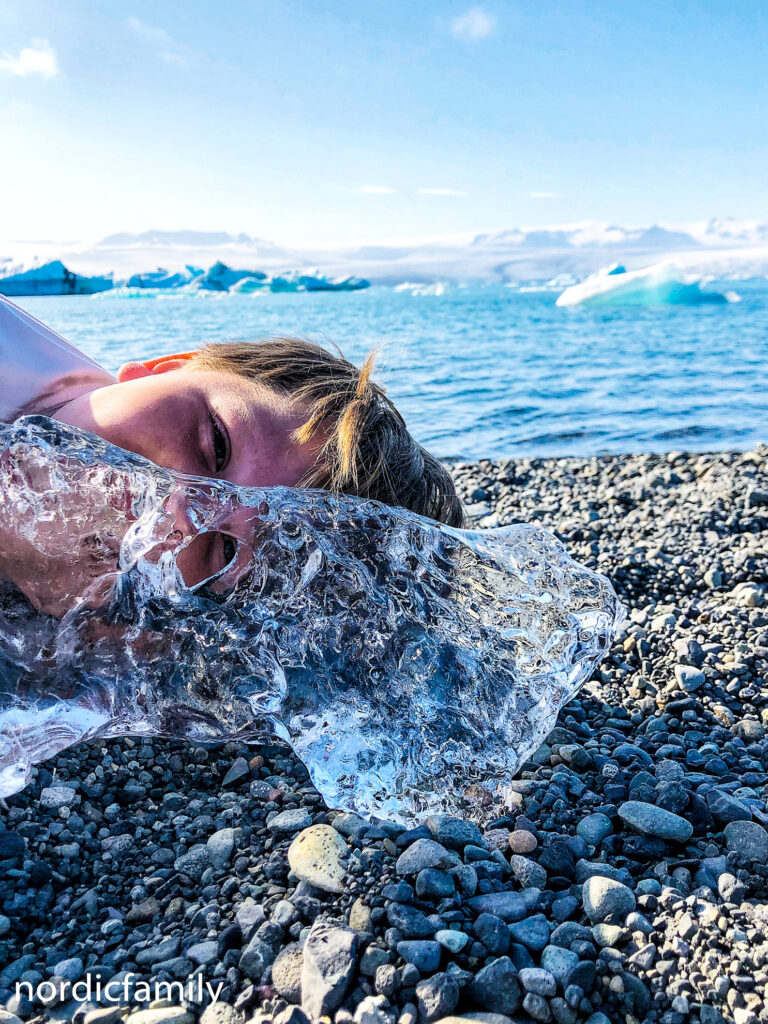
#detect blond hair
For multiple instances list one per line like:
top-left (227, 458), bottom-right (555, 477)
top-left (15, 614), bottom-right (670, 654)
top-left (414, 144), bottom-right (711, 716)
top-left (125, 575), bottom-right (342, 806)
top-left (189, 337), bottom-right (464, 527)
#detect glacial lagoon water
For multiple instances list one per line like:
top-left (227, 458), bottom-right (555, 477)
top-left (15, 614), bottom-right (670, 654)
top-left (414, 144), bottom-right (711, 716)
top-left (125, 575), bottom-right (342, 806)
top-left (15, 276), bottom-right (768, 461)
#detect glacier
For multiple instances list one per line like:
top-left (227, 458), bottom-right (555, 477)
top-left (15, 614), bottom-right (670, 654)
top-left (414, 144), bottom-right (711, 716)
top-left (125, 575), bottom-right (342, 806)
top-left (0, 417), bottom-right (623, 821)
top-left (556, 261), bottom-right (731, 307)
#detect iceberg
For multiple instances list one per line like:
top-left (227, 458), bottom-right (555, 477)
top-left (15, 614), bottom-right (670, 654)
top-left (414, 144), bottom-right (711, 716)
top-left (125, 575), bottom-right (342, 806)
top-left (555, 261), bottom-right (730, 307)
top-left (125, 267), bottom-right (194, 289)
top-left (188, 261), bottom-right (268, 291)
top-left (0, 418), bottom-right (623, 821)
top-left (269, 271), bottom-right (369, 293)
top-left (0, 261), bottom-right (114, 297)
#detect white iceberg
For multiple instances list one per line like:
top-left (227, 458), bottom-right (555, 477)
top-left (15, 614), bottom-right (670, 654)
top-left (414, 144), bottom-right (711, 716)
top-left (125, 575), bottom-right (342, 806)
top-left (555, 261), bottom-right (731, 307)
top-left (269, 270), bottom-right (369, 293)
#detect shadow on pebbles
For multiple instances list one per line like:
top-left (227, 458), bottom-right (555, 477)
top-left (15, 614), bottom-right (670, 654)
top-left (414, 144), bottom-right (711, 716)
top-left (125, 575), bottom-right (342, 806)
top-left (2, 445), bottom-right (768, 1024)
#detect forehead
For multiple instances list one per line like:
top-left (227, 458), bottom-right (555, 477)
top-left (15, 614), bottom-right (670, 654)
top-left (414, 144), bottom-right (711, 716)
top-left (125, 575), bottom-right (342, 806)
top-left (186, 368), bottom-right (321, 487)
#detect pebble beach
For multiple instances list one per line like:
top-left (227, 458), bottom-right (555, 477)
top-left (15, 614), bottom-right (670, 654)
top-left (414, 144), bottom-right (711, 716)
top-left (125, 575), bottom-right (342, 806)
top-left (1, 444), bottom-right (767, 1024)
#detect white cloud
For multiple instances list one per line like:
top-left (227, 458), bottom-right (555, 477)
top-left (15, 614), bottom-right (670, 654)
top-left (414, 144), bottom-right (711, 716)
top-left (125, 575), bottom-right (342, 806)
top-left (126, 17), bottom-right (196, 65)
top-left (354, 185), bottom-right (397, 195)
top-left (418, 188), bottom-right (468, 197)
top-left (530, 191), bottom-right (564, 199)
top-left (0, 39), bottom-right (59, 79)
top-left (450, 7), bottom-right (496, 41)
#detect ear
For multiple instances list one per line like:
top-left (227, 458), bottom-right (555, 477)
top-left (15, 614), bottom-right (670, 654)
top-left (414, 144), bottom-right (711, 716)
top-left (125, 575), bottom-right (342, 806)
top-left (116, 351), bottom-right (197, 383)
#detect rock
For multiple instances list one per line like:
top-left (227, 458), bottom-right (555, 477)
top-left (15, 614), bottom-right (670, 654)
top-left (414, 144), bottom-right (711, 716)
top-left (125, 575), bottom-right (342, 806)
top-left (522, 993), bottom-right (552, 1022)
top-left (173, 844), bottom-right (211, 878)
top-left (435, 929), bottom-right (470, 953)
top-left (467, 957), bottom-right (521, 1014)
top-left (465, 891), bottom-right (530, 922)
top-left (540, 946), bottom-right (579, 987)
top-left (703, 567), bottom-right (723, 588)
top-left (333, 812), bottom-right (368, 839)
top-left (707, 791), bottom-right (752, 824)
top-left (397, 940), bottom-right (442, 972)
top-left (0, 831), bottom-right (25, 858)
top-left (416, 867), bottom-right (456, 900)
top-left (724, 820), bottom-right (768, 862)
top-left (349, 897), bottom-right (373, 932)
top-left (508, 830), bottom-right (537, 854)
top-left (207, 827), bottom-right (236, 868)
top-left (40, 785), bottom-right (77, 808)
top-left (51, 955), bottom-right (83, 981)
top-left (581, 877), bottom-right (636, 923)
top-left (288, 824), bottom-right (349, 893)
top-left (416, 973), bottom-right (460, 1022)
top-left (268, 808), bottom-right (313, 833)
top-left (124, 1011), bottom-right (195, 1024)
top-left (272, 943), bottom-right (304, 1003)
top-left (125, 897), bottom-right (160, 925)
top-left (235, 898), bottom-right (266, 939)
top-left (617, 801), bottom-right (693, 842)
top-left (386, 902), bottom-right (435, 938)
top-left (473, 914), bottom-right (511, 956)
top-left (301, 921), bottom-right (358, 1019)
top-left (239, 930), bottom-right (279, 980)
top-left (519, 968), bottom-right (557, 997)
top-left (426, 815), bottom-right (484, 850)
top-left (509, 855), bottom-right (546, 889)
top-left (222, 757), bottom-right (250, 785)
top-left (199, 1006), bottom-right (242, 1024)
top-left (508, 915), bottom-right (551, 952)
top-left (673, 664), bottom-right (706, 691)
top-left (576, 814), bottom-right (612, 845)
top-left (396, 838), bottom-right (461, 874)
top-left (354, 995), bottom-right (396, 1024)
top-left (187, 940), bottom-right (218, 965)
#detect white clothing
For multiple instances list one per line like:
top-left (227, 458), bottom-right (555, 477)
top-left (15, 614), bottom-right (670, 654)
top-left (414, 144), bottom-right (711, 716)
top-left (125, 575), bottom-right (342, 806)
top-left (0, 295), bottom-right (115, 422)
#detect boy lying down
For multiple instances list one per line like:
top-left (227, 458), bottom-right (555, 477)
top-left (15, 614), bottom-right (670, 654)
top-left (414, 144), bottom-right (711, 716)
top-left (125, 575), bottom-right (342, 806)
top-left (0, 294), bottom-right (463, 613)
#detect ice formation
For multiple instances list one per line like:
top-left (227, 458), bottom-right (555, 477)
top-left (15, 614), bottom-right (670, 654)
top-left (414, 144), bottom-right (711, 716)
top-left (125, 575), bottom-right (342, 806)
top-left (0, 261), bottom-right (114, 297)
top-left (556, 261), bottom-right (730, 307)
top-left (0, 418), bottom-right (623, 821)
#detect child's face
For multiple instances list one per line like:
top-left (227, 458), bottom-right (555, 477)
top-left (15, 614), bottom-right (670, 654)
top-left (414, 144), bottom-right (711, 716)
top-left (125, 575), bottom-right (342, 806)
top-left (51, 357), bottom-right (323, 591)
top-left (55, 359), bottom-right (319, 489)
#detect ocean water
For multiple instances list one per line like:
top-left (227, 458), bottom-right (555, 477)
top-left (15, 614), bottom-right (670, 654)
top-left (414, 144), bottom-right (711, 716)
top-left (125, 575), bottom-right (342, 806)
top-left (16, 279), bottom-right (768, 460)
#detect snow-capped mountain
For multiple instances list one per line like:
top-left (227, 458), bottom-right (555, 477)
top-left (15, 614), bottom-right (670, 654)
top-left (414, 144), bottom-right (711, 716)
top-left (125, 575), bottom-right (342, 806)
top-left (2, 218), bottom-right (767, 285)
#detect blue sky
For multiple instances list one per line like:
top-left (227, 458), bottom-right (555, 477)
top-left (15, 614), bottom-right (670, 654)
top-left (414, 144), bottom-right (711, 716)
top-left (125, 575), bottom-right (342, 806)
top-left (1, 0), bottom-right (766, 245)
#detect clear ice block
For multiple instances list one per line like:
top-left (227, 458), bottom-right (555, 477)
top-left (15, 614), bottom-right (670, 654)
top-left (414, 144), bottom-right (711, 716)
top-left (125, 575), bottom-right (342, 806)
top-left (0, 417), bottom-right (624, 821)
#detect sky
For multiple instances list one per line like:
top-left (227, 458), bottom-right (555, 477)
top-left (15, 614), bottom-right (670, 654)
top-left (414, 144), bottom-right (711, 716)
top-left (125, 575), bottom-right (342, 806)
top-left (1, 0), bottom-right (767, 247)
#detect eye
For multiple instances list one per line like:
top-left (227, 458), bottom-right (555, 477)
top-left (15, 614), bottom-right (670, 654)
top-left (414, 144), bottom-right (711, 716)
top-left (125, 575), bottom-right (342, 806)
top-left (210, 412), bottom-right (230, 473)
top-left (222, 533), bottom-right (237, 568)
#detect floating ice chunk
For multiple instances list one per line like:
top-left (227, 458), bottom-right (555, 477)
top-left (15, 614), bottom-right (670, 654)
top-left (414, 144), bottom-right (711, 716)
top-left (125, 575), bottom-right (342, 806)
top-left (270, 271), bottom-right (369, 293)
top-left (125, 268), bottom-right (193, 289)
top-left (394, 281), bottom-right (448, 296)
top-left (0, 261), bottom-right (114, 297)
top-left (556, 261), bottom-right (730, 307)
top-left (0, 418), bottom-right (624, 820)
top-left (188, 261), bottom-right (268, 291)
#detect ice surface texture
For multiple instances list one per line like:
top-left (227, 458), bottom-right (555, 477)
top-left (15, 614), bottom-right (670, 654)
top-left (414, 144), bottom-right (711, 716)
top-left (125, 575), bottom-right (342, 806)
top-left (0, 417), bottom-right (624, 820)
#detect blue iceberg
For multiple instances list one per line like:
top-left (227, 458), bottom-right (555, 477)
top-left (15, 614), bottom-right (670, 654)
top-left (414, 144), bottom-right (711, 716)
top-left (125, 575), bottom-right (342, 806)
top-left (556, 261), bottom-right (730, 307)
top-left (0, 261), bottom-right (114, 297)
top-left (269, 271), bottom-right (370, 293)
top-left (125, 268), bottom-right (194, 289)
top-left (189, 261), bottom-right (267, 292)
